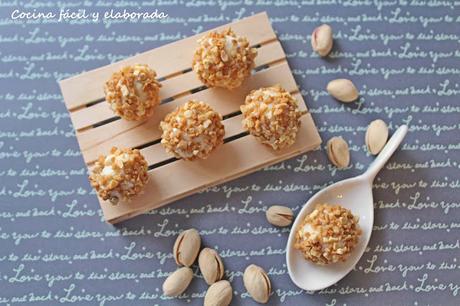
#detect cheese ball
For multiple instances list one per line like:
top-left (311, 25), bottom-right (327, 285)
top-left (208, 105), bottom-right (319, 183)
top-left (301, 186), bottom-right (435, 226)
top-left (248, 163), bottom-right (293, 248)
top-left (240, 85), bottom-right (306, 150)
top-left (89, 147), bottom-right (149, 204)
top-left (160, 100), bottom-right (225, 160)
top-left (294, 204), bottom-right (361, 265)
top-left (192, 28), bottom-right (257, 89)
top-left (104, 64), bottom-right (161, 121)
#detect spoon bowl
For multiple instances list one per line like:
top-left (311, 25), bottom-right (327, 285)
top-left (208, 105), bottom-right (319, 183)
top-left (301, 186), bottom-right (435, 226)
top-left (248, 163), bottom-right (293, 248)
top-left (286, 125), bottom-right (408, 291)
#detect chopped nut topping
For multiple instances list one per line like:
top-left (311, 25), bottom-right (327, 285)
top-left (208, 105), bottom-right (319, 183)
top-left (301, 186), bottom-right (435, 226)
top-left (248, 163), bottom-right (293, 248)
top-left (104, 64), bottom-right (161, 121)
top-left (240, 85), bottom-right (307, 150)
top-left (89, 147), bottom-right (149, 204)
top-left (160, 100), bottom-right (225, 161)
top-left (294, 204), bottom-right (361, 265)
top-left (192, 28), bottom-right (257, 89)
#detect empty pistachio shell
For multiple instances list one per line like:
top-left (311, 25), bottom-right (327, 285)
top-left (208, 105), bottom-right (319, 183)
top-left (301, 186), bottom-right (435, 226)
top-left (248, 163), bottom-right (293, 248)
top-left (327, 79), bottom-right (359, 103)
top-left (366, 119), bottom-right (389, 155)
top-left (327, 136), bottom-right (350, 168)
top-left (311, 24), bottom-right (333, 56)
top-left (173, 228), bottom-right (201, 267)
top-left (266, 205), bottom-right (294, 227)
top-left (199, 248), bottom-right (225, 285)
top-left (204, 280), bottom-right (233, 306)
top-left (243, 264), bottom-right (271, 304)
top-left (162, 267), bottom-right (193, 297)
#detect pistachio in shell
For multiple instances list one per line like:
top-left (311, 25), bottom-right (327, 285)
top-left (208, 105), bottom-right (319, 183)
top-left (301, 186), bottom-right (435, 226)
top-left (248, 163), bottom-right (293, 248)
top-left (266, 205), bottom-right (294, 227)
top-left (311, 24), bottom-right (333, 56)
top-left (199, 248), bottom-right (225, 285)
top-left (173, 228), bottom-right (201, 267)
top-left (162, 267), bottom-right (193, 297)
top-left (326, 136), bottom-right (350, 168)
top-left (204, 280), bottom-right (233, 306)
top-left (326, 79), bottom-right (359, 103)
top-left (365, 119), bottom-right (389, 155)
top-left (243, 264), bottom-right (271, 304)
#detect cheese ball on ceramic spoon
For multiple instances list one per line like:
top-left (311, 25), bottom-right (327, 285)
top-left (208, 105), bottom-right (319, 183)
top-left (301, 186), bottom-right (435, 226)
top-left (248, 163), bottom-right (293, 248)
top-left (192, 28), bottom-right (257, 89)
top-left (89, 147), bottom-right (149, 204)
top-left (241, 85), bottom-right (306, 150)
top-left (160, 100), bottom-right (225, 160)
top-left (294, 204), bottom-right (361, 265)
top-left (104, 64), bottom-right (161, 121)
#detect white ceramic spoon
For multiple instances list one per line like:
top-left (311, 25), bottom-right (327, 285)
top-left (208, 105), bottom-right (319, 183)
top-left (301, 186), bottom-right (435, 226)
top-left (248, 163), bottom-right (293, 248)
top-left (286, 125), bottom-right (408, 291)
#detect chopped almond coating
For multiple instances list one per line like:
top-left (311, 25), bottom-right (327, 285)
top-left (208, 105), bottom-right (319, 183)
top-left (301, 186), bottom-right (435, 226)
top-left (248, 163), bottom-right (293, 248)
top-left (192, 28), bottom-right (257, 89)
top-left (294, 204), bottom-right (362, 265)
top-left (240, 85), bottom-right (307, 150)
top-left (104, 64), bottom-right (161, 121)
top-left (89, 147), bottom-right (149, 204)
top-left (160, 100), bottom-right (225, 161)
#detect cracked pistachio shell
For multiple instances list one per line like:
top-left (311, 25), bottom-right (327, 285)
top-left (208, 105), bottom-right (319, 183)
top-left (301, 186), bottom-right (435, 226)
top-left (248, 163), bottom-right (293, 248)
top-left (162, 267), bottom-right (193, 297)
top-left (327, 136), bottom-right (350, 168)
top-left (173, 228), bottom-right (201, 267)
top-left (199, 248), bottom-right (225, 285)
top-left (311, 24), bottom-right (333, 56)
top-left (327, 79), bottom-right (359, 103)
top-left (243, 264), bottom-right (271, 304)
top-left (266, 205), bottom-right (294, 227)
top-left (204, 280), bottom-right (233, 306)
top-left (366, 119), bottom-right (389, 155)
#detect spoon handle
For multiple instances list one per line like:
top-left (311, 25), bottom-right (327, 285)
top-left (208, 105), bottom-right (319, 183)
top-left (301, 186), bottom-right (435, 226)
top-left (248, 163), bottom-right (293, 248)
top-left (362, 125), bottom-right (408, 182)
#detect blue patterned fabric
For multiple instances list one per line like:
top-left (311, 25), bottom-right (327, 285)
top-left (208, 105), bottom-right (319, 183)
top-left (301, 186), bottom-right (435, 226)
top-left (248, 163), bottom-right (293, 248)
top-left (0, 1), bottom-right (459, 305)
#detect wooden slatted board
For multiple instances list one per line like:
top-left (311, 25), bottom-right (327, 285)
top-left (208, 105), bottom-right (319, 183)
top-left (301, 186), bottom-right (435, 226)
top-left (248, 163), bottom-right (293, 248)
top-left (59, 12), bottom-right (322, 224)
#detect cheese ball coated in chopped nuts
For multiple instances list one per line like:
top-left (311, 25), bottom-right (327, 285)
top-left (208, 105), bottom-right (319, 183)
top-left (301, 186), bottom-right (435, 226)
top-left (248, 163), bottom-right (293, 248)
top-left (160, 100), bottom-right (225, 160)
top-left (104, 64), bottom-right (161, 121)
top-left (192, 28), bottom-right (257, 89)
top-left (240, 85), bottom-right (306, 150)
top-left (294, 204), bottom-right (361, 265)
top-left (89, 147), bottom-right (149, 204)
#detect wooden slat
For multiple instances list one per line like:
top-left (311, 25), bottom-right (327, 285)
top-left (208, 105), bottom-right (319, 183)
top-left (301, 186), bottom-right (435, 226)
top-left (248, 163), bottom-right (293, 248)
top-left (78, 62), bottom-right (300, 164)
top-left (102, 113), bottom-right (321, 223)
top-left (69, 41), bottom-right (285, 131)
top-left (59, 12), bottom-right (275, 110)
top-left (140, 92), bottom-right (307, 166)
